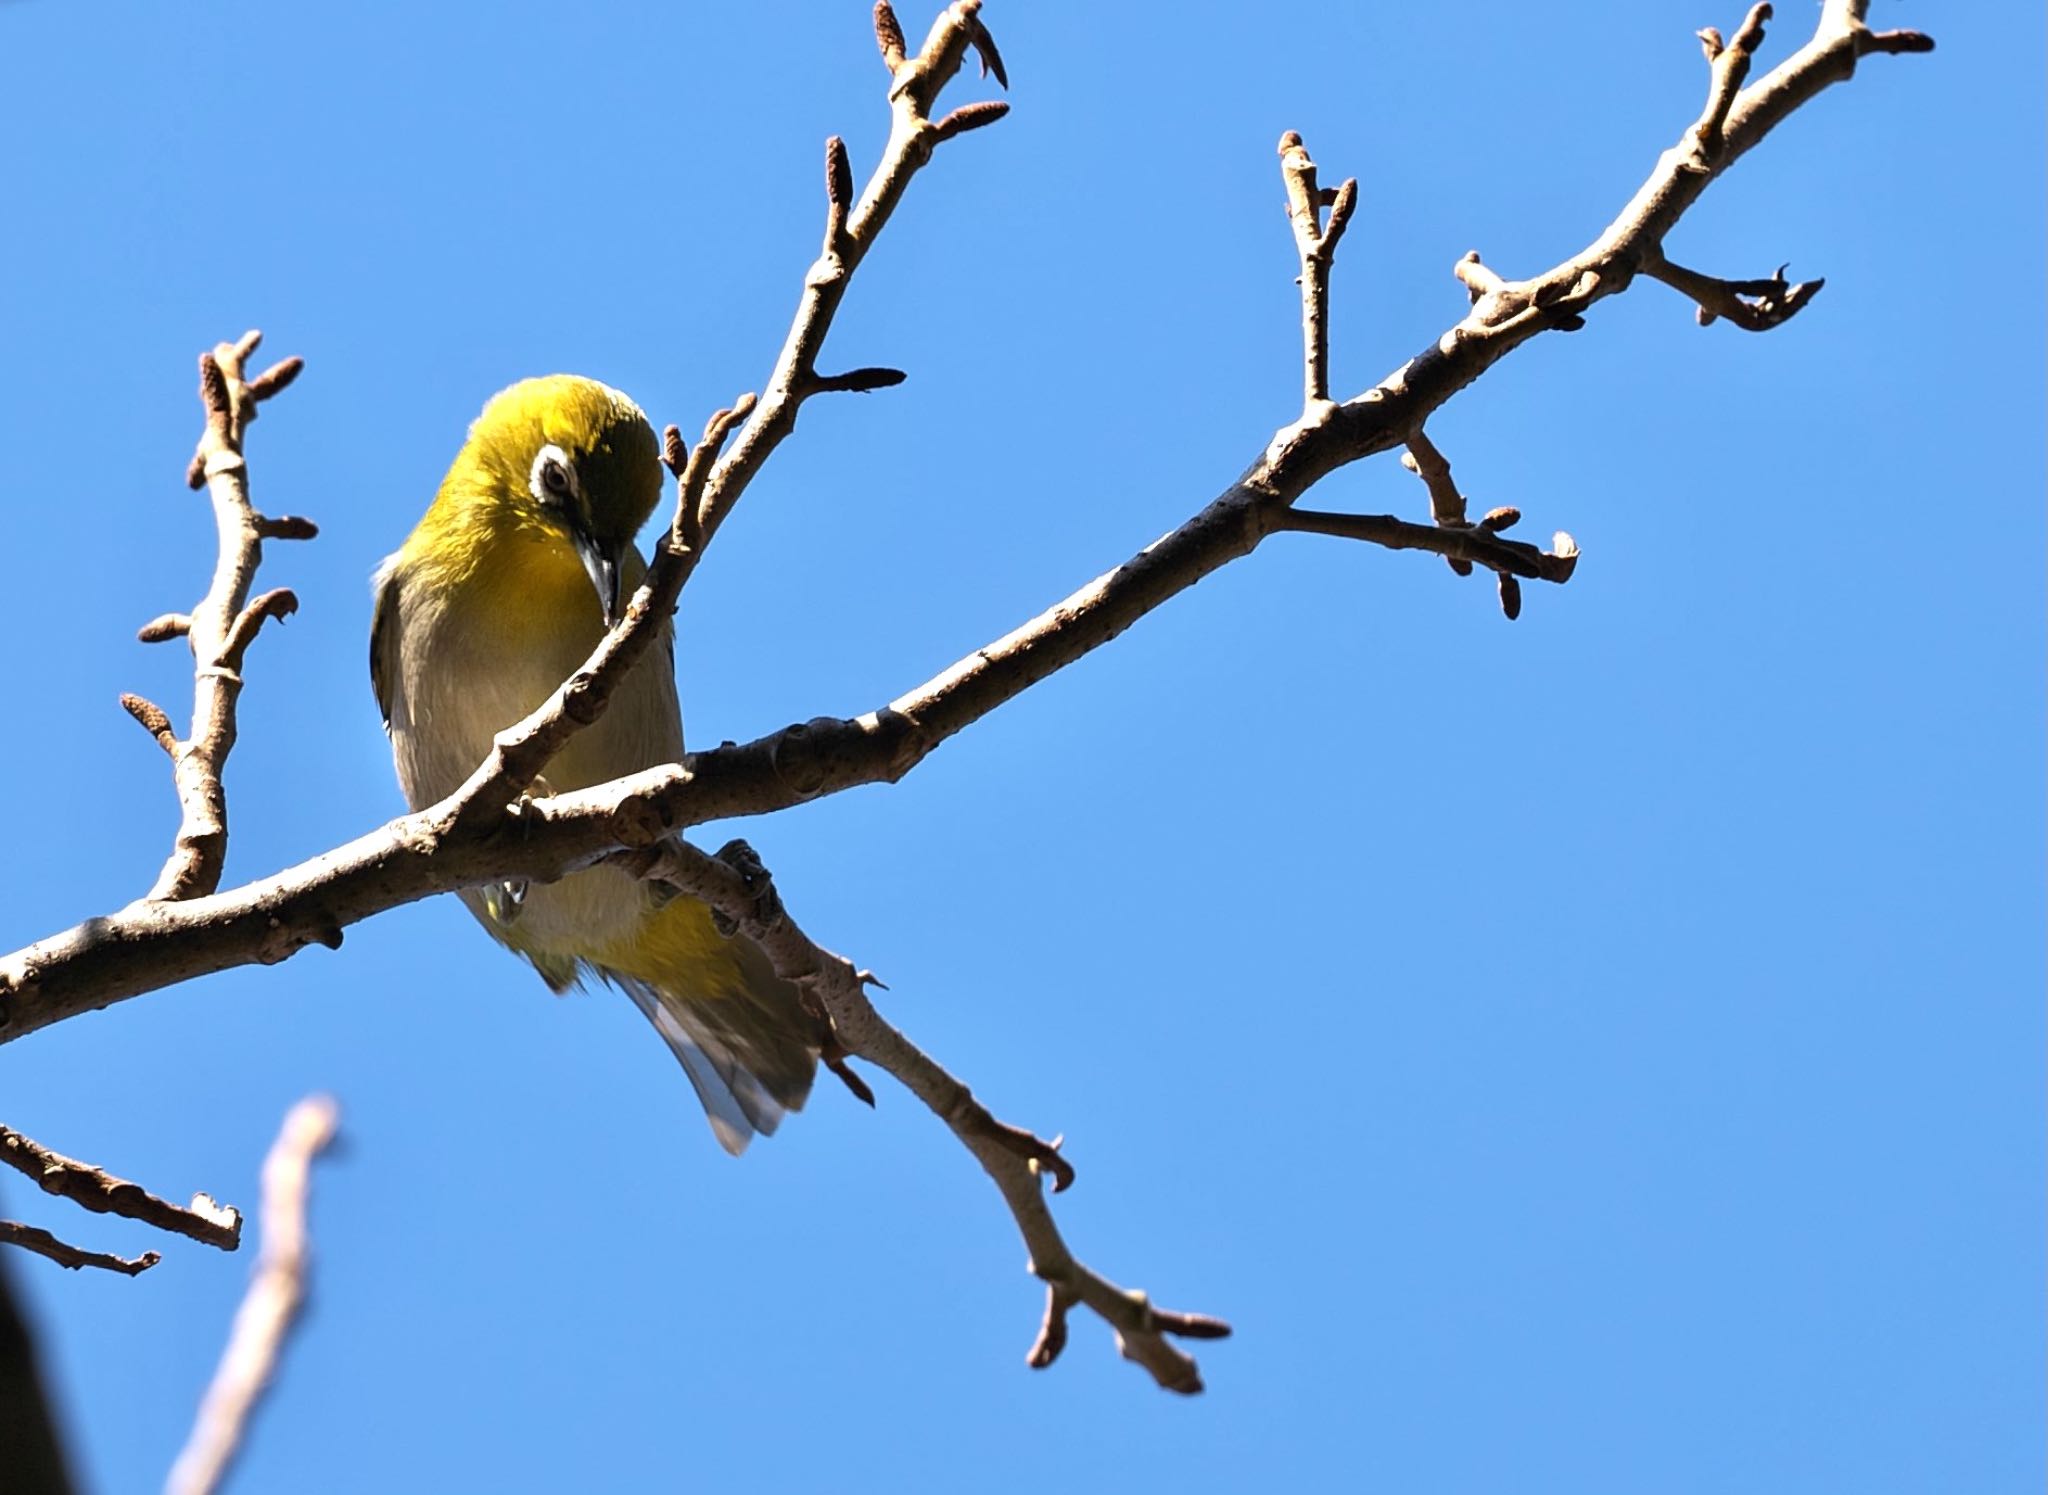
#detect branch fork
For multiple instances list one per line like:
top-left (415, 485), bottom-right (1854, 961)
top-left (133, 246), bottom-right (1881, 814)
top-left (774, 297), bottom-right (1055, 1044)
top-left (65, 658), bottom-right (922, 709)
top-left (132, 330), bottom-right (311, 903)
top-left (1279, 131), bottom-right (1359, 410)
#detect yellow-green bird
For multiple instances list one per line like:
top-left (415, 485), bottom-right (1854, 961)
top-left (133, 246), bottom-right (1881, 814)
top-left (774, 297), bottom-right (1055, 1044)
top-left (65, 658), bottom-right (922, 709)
top-left (371, 375), bottom-right (819, 1153)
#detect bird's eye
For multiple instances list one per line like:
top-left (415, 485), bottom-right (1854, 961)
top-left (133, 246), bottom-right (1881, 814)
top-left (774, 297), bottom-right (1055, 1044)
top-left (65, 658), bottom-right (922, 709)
top-left (530, 444), bottom-right (576, 506)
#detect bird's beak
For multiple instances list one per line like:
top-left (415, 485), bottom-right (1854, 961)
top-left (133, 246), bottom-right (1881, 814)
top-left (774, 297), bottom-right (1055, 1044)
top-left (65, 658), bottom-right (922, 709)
top-left (573, 531), bottom-right (628, 629)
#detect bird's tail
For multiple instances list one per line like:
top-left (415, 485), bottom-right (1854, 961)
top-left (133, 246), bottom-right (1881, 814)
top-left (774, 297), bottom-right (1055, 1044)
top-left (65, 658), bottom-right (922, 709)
top-left (593, 896), bottom-right (819, 1155)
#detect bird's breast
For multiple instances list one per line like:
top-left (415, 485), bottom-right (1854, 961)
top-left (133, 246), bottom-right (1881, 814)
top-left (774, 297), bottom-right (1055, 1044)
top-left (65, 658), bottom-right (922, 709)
top-left (382, 531), bottom-right (685, 812)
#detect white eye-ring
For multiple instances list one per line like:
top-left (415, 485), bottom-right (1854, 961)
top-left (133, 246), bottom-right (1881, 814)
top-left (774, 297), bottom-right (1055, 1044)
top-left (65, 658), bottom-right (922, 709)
top-left (530, 443), bottom-right (577, 505)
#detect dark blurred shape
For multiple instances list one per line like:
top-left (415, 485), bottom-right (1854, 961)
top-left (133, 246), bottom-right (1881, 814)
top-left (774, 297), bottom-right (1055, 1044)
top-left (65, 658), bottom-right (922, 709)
top-left (0, 1244), bottom-right (75, 1495)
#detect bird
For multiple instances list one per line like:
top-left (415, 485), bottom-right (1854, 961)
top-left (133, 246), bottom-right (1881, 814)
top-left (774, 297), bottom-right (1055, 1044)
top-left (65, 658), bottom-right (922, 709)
top-left (370, 374), bottom-right (820, 1153)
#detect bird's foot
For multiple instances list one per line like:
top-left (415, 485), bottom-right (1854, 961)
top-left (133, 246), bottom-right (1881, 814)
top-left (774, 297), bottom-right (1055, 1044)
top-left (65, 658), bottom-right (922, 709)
top-left (483, 777), bottom-right (556, 924)
top-left (709, 838), bottom-right (782, 936)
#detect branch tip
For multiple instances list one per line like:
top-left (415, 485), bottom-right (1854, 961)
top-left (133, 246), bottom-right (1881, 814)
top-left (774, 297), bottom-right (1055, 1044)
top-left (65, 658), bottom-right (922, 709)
top-left (197, 353), bottom-right (231, 422)
top-left (1320, 177), bottom-right (1359, 257)
top-left (0, 1221), bottom-right (160, 1276)
top-left (873, 1), bottom-right (907, 70)
top-left (1863, 28), bottom-right (1934, 55)
top-left (223, 589), bottom-right (299, 668)
top-left (1455, 251), bottom-right (1506, 302)
top-left (138, 613), bottom-right (193, 644)
top-left (0, 1124), bottom-right (244, 1251)
top-left (254, 514), bottom-right (319, 542)
top-left (809, 366), bottom-right (908, 395)
top-left (965, 8), bottom-right (1007, 88)
top-left (1027, 1285), bottom-right (1076, 1369)
top-left (120, 693), bottom-right (178, 753)
top-left (244, 356), bottom-right (304, 403)
top-left (1692, 5), bottom-right (1773, 156)
top-left (1648, 256), bottom-right (1825, 331)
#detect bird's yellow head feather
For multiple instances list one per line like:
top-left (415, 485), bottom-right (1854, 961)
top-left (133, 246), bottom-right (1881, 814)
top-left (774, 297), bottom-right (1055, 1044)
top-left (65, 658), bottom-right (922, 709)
top-left (417, 375), bottom-right (664, 625)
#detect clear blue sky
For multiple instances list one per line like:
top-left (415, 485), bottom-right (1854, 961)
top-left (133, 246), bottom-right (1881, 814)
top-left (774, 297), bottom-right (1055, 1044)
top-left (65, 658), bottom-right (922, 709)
top-left (0, 3), bottom-right (2039, 1491)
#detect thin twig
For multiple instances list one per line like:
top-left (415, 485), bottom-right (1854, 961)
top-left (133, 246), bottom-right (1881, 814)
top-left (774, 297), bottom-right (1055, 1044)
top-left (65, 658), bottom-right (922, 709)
top-left (695, 0), bottom-right (1008, 554)
top-left (1276, 505), bottom-right (1577, 582)
top-left (1401, 428), bottom-right (1476, 575)
top-left (442, 0), bottom-right (1004, 824)
top-left (1642, 253), bottom-right (1825, 330)
top-left (1278, 132), bottom-right (1357, 408)
top-left (165, 1096), bottom-right (339, 1495)
top-left (1691, 3), bottom-right (1774, 160)
top-left (1454, 250), bottom-right (1506, 305)
top-left (0, 1221), bottom-right (159, 1276)
top-left (621, 839), bottom-right (1229, 1392)
top-left (0, 1125), bottom-right (240, 1251)
top-left (142, 332), bottom-right (308, 903)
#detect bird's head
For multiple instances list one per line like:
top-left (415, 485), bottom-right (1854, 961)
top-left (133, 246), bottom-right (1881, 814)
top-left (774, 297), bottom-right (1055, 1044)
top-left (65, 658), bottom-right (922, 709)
top-left (445, 375), bottom-right (664, 627)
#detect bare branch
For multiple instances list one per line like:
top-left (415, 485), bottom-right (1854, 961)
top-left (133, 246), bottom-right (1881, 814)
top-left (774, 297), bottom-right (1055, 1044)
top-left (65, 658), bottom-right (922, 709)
top-left (252, 515), bottom-right (318, 542)
top-left (1644, 255), bottom-right (1825, 330)
top-left (165, 1096), bottom-right (339, 1495)
top-left (1276, 508), bottom-right (1578, 586)
top-left (431, 1), bottom-right (1006, 831)
top-left (668, 397), bottom-right (758, 556)
top-left (119, 693), bottom-right (178, 756)
top-left (0, 1), bottom-right (1935, 1389)
top-left (143, 332), bottom-right (311, 903)
top-left (0, 0), bottom-right (1933, 1045)
top-left (1454, 250), bottom-right (1506, 304)
top-left (823, 135), bottom-right (854, 257)
top-left (620, 838), bottom-right (1228, 1392)
top-left (697, 0), bottom-right (1007, 556)
top-left (0, 1125), bottom-right (240, 1251)
top-left (220, 589), bottom-right (299, 674)
top-left (137, 613), bottom-right (192, 644)
top-left (873, 1), bottom-right (907, 71)
top-left (933, 99), bottom-right (1009, 142)
top-left (1279, 132), bottom-right (1358, 408)
top-left (0, 1221), bottom-right (159, 1277)
top-left (1402, 429), bottom-right (1474, 575)
top-left (1692, 4), bottom-right (1774, 160)
top-left (805, 366), bottom-right (909, 395)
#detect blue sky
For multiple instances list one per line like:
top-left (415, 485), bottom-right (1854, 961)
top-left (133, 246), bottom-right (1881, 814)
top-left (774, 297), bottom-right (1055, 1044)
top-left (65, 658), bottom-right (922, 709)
top-left (0, 2), bottom-right (2039, 1491)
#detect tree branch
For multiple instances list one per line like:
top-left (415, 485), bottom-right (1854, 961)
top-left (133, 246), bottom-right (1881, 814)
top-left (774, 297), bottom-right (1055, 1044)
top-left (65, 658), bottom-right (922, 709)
top-left (0, 1221), bottom-right (159, 1277)
top-left (0, 0), bottom-right (1933, 1048)
top-left (142, 332), bottom-right (310, 903)
top-left (0, 1), bottom-right (1934, 1389)
top-left (1642, 253), bottom-right (1825, 330)
top-left (165, 1096), bottom-right (339, 1495)
top-left (617, 839), bottom-right (1228, 1391)
top-left (1279, 131), bottom-right (1358, 409)
top-left (0, 1125), bottom-right (240, 1252)
top-left (441, 0), bottom-right (1003, 827)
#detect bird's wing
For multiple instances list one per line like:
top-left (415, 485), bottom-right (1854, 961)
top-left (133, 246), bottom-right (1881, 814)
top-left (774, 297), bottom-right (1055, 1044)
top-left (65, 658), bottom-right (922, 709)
top-left (369, 556), bottom-right (404, 732)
